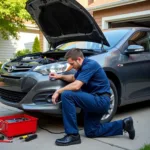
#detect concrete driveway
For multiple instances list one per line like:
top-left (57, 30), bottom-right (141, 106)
top-left (0, 101), bottom-right (150, 150)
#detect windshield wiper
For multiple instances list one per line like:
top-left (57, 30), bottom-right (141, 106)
top-left (79, 49), bottom-right (102, 54)
top-left (46, 48), bottom-right (64, 52)
top-left (53, 48), bottom-right (64, 51)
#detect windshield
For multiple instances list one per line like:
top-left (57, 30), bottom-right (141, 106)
top-left (56, 29), bottom-right (130, 51)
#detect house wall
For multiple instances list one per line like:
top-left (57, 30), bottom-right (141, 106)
top-left (0, 29), bottom-right (40, 62)
top-left (93, 1), bottom-right (150, 28)
top-left (20, 28), bottom-right (43, 50)
top-left (39, 31), bottom-right (44, 51)
top-left (77, 0), bottom-right (88, 7)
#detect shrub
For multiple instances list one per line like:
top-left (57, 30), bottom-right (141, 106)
top-left (0, 62), bottom-right (2, 69)
top-left (0, 62), bottom-right (3, 74)
top-left (140, 144), bottom-right (150, 150)
top-left (32, 36), bottom-right (41, 53)
top-left (14, 49), bottom-right (31, 58)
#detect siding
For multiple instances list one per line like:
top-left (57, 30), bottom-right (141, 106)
top-left (0, 32), bottom-right (39, 62)
top-left (0, 35), bottom-right (17, 63)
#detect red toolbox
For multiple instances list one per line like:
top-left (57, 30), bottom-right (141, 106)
top-left (0, 114), bottom-right (38, 138)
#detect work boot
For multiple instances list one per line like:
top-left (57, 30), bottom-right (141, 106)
top-left (123, 117), bottom-right (135, 140)
top-left (55, 134), bottom-right (81, 146)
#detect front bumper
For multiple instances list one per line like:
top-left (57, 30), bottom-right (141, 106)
top-left (22, 102), bottom-right (62, 114)
top-left (0, 72), bottom-right (81, 114)
top-left (0, 72), bottom-right (66, 114)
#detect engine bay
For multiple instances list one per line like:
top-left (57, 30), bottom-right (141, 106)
top-left (2, 50), bottom-right (98, 73)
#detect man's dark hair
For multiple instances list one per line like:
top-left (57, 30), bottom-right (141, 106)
top-left (64, 48), bottom-right (84, 60)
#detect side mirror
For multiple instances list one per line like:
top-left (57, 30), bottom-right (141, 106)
top-left (124, 45), bottom-right (144, 55)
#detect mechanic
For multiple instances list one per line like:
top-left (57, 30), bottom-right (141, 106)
top-left (49, 48), bottom-right (135, 146)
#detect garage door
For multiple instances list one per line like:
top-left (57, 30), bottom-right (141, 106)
top-left (109, 17), bottom-right (150, 28)
top-left (0, 32), bottom-right (39, 63)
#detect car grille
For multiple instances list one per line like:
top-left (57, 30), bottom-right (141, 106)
top-left (0, 89), bottom-right (27, 103)
top-left (4, 65), bottom-right (32, 72)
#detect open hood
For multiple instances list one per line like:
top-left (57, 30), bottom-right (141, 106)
top-left (26, 0), bottom-right (110, 48)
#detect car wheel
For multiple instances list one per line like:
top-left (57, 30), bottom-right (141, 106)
top-left (100, 79), bottom-right (118, 123)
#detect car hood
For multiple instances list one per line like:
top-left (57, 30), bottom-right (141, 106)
top-left (26, 0), bottom-right (109, 48)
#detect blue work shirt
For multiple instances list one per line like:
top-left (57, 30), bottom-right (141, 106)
top-left (74, 58), bottom-right (110, 95)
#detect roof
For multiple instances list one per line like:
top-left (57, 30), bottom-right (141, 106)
top-left (88, 0), bottom-right (119, 8)
top-left (87, 0), bottom-right (147, 11)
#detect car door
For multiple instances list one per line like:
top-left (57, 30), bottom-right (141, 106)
top-left (140, 31), bottom-right (150, 98)
top-left (121, 31), bottom-right (150, 102)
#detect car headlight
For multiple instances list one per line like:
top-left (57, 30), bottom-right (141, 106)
top-left (33, 62), bottom-right (72, 75)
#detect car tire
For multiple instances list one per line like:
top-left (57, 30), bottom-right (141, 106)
top-left (100, 79), bottom-right (118, 124)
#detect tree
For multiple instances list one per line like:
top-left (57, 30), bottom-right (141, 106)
top-left (0, 0), bottom-right (32, 40)
top-left (32, 36), bottom-right (41, 53)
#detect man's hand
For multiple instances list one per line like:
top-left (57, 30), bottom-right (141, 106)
top-left (49, 73), bottom-right (75, 83)
top-left (52, 91), bottom-right (60, 104)
top-left (49, 73), bottom-right (61, 80)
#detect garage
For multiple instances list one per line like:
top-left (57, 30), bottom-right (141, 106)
top-left (87, 0), bottom-right (150, 30)
top-left (102, 10), bottom-right (150, 29)
top-left (109, 16), bottom-right (150, 28)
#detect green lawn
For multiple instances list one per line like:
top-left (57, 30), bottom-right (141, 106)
top-left (140, 144), bottom-right (150, 150)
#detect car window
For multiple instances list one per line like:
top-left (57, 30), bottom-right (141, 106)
top-left (104, 29), bottom-right (130, 49)
top-left (56, 29), bottom-right (130, 51)
top-left (129, 31), bottom-right (150, 52)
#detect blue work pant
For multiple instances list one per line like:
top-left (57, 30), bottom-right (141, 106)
top-left (61, 90), bottom-right (123, 137)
